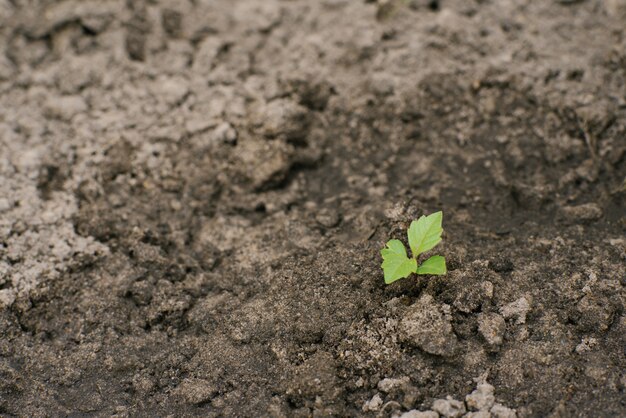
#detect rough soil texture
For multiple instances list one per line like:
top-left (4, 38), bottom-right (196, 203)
top-left (1, 0), bottom-right (625, 417)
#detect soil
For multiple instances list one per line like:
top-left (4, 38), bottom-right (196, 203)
top-left (0, 0), bottom-right (625, 417)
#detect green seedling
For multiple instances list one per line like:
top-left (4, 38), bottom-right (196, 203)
top-left (381, 211), bottom-right (447, 284)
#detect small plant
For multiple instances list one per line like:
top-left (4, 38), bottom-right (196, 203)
top-left (381, 211), bottom-right (447, 284)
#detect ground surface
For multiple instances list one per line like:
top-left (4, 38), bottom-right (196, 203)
top-left (0, 0), bottom-right (625, 417)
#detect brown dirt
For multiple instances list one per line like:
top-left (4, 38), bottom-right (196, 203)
top-left (0, 0), bottom-right (625, 417)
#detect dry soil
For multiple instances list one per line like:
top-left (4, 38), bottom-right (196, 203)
top-left (0, 0), bottom-right (625, 417)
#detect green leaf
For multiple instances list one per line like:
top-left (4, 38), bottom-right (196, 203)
top-left (407, 211), bottom-right (443, 257)
top-left (416, 255), bottom-right (447, 275)
top-left (381, 240), bottom-right (418, 284)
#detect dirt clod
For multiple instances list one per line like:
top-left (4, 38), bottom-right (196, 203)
top-left (500, 297), bottom-right (531, 325)
top-left (478, 313), bottom-right (506, 351)
top-left (561, 203), bottom-right (604, 223)
top-left (399, 294), bottom-right (458, 357)
top-left (432, 396), bottom-right (466, 418)
top-left (491, 403), bottom-right (518, 418)
top-left (466, 382), bottom-right (496, 411)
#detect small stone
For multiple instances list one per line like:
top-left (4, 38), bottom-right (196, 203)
top-left (561, 203), bottom-right (603, 223)
top-left (363, 393), bottom-right (383, 412)
top-left (378, 377), bottom-right (410, 393)
top-left (400, 410), bottom-right (439, 418)
top-left (477, 313), bottom-right (506, 350)
top-left (500, 297), bottom-right (531, 325)
top-left (491, 403), bottom-right (517, 418)
top-left (432, 396), bottom-right (466, 418)
top-left (399, 294), bottom-right (458, 357)
top-left (466, 382), bottom-right (495, 411)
